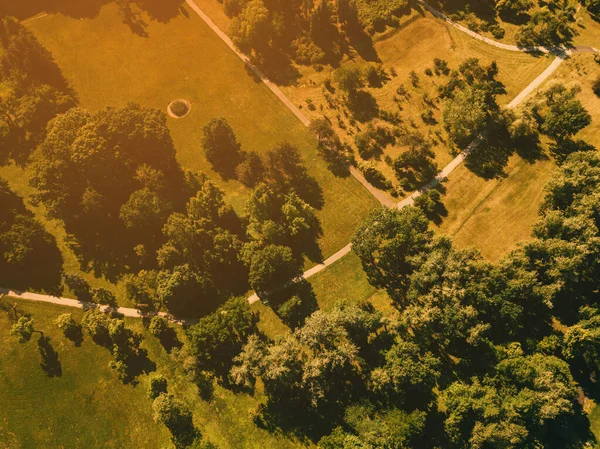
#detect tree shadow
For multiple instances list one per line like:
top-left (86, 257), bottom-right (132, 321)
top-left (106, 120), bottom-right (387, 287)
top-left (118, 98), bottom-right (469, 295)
top-left (38, 335), bottom-right (62, 377)
top-left (265, 280), bottom-right (318, 330)
top-left (123, 347), bottom-right (156, 384)
top-left (253, 49), bottom-right (302, 87)
top-left (337, 1), bottom-right (380, 62)
top-left (64, 323), bottom-right (84, 347)
top-left (0, 182), bottom-right (63, 295)
top-left (347, 91), bottom-right (379, 123)
top-left (159, 327), bottom-right (183, 353)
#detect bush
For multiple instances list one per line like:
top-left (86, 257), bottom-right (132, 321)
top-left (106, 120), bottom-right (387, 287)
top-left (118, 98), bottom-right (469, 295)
top-left (148, 373), bottom-right (168, 399)
top-left (149, 315), bottom-right (170, 338)
top-left (409, 71), bottom-right (419, 87)
top-left (81, 309), bottom-right (110, 344)
top-left (362, 166), bottom-right (393, 190)
top-left (593, 76), bottom-right (600, 97)
top-left (54, 313), bottom-right (82, 342)
top-left (10, 316), bottom-right (34, 342)
top-left (424, 68), bottom-right (433, 76)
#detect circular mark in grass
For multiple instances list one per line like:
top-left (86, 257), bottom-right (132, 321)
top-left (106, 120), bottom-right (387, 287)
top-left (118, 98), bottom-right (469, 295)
top-left (167, 99), bottom-right (191, 118)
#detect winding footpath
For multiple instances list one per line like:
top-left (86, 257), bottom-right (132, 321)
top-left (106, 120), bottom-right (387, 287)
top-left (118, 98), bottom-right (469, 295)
top-left (6, 0), bottom-right (598, 313)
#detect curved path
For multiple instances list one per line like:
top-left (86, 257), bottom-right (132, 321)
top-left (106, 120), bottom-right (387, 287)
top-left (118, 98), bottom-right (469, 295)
top-left (6, 0), bottom-right (597, 314)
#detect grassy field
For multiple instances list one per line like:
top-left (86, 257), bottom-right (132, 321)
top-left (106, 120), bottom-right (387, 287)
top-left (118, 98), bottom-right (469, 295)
top-left (0, 299), bottom-right (171, 448)
top-left (0, 298), bottom-right (312, 449)
top-left (21, 1), bottom-right (378, 268)
top-left (436, 156), bottom-right (555, 261)
top-left (436, 53), bottom-right (600, 262)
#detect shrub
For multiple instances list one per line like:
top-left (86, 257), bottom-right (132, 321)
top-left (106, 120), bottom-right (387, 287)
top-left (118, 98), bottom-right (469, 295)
top-left (593, 76), bottom-right (600, 97)
top-left (409, 71), bottom-right (419, 87)
top-left (362, 166), bottom-right (393, 190)
top-left (54, 313), bottom-right (81, 342)
top-left (10, 316), bottom-right (34, 343)
top-left (148, 373), bottom-right (168, 399)
top-left (149, 315), bottom-right (170, 338)
top-left (81, 309), bottom-right (110, 344)
top-left (424, 68), bottom-right (433, 76)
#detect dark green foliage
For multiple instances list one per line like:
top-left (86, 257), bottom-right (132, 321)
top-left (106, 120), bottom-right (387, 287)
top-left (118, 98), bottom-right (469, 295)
top-left (54, 313), bottom-right (82, 344)
top-left (246, 183), bottom-right (322, 248)
top-left (91, 287), bottom-right (116, 306)
top-left (201, 117), bottom-right (242, 178)
top-left (186, 297), bottom-right (259, 375)
top-left (361, 166), bottom-right (392, 191)
top-left (309, 119), bottom-right (351, 176)
top-left (593, 76), bottom-right (600, 97)
top-left (334, 65), bottom-right (365, 93)
top-left (156, 176), bottom-right (246, 315)
top-left (539, 85), bottom-right (591, 140)
top-left (152, 394), bottom-right (198, 447)
top-left (62, 272), bottom-right (90, 301)
top-left (246, 244), bottom-right (302, 296)
top-left (149, 316), bottom-right (170, 339)
top-left (440, 349), bottom-right (581, 449)
top-left (496, 0), bottom-right (533, 21)
top-left (351, 207), bottom-right (432, 303)
top-left (235, 150), bottom-right (265, 187)
top-left (147, 373), bottom-right (168, 399)
top-left (414, 188), bottom-right (445, 222)
top-left (353, 0), bottom-right (408, 33)
top-left (393, 133), bottom-right (438, 191)
top-left (30, 104), bottom-right (186, 275)
top-left (0, 17), bottom-right (75, 163)
top-left (354, 124), bottom-right (394, 159)
top-left (515, 4), bottom-right (577, 46)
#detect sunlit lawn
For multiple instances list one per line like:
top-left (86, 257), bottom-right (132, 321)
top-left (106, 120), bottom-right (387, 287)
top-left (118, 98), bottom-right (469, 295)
top-left (0, 298), bottom-right (309, 449)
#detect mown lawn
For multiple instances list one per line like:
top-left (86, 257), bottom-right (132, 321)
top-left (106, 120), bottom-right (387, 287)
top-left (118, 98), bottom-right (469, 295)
top-left (21, 0), bottom-right (378, 266)
top-left (0, 298), bottom-right (310, 449)
top-left (436, 155), bottom-right (555, 261)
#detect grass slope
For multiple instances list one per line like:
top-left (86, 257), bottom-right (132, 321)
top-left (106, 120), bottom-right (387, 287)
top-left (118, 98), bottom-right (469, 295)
top-left (0, 298), bottom-right (309, 449)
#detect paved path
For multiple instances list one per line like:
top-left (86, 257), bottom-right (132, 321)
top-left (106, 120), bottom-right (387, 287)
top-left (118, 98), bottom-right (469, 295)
top-left (5, 0), bottom-right (590, 314)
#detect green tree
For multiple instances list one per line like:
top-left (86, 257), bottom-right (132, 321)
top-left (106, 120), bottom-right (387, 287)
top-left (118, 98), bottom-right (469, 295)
top-left (351, 207), bottom-right (432, 304)
top-left (201, 117), bottom-right (242, 177)
top-left (152, 394), bottom-right (197, 446)
top-left (246, 244), bottom-right (302, 295)
top-left (186, 297), bottom-right (259, 374)
top-left (540, 85), bottom-right (591, 140)
top-left (333, 65), bottom-right (364, 94)
top-left (10, 316), bottom-right (34, 342)
top-left (443, 85), bottom-right (489, 147)
top-left (229, 0), bottom-right (278, 54)
top-left (119, 188), bottom-right (172, 229)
